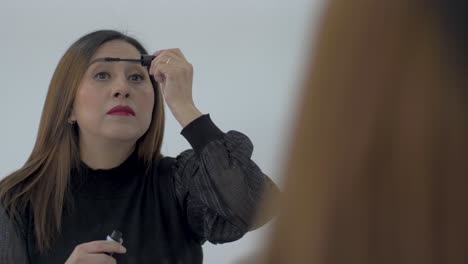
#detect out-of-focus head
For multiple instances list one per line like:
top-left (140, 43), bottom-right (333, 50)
top-left (261, 1), bottom-right (468, 263)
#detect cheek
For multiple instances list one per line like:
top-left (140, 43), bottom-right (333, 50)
top-left (138, 88), bottom-right (156, 113)
top-left (74, 85), bottom-right (105, 120)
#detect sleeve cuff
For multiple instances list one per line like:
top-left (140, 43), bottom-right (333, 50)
top-left (181, 114), bottom-right (224, 153)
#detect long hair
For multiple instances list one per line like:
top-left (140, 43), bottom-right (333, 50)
top-left (261, 0), bottom-right (468, 263)
top-left (0, 30), bottom-right (165, 254)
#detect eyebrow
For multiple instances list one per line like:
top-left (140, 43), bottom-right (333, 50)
top-left (89, 55), bottom-right (155, 68)
top-left (88, 57), bottom-right (144, 67)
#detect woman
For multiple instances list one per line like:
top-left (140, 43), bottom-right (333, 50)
top-left (260, 0), bottom-right (468, 263)
top-left (0, 30), bottom-right (277, 263)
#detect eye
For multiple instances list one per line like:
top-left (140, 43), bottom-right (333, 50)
top-left (94, 72), bottom-right (110, 80)
top-left (129, 73), bottom-right (145, 82)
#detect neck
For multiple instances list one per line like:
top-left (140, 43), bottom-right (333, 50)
top-left (79, 135), bottom-right (136, 170)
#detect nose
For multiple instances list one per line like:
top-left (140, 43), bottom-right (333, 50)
top-left (112, 77), bottom-right (130, 99)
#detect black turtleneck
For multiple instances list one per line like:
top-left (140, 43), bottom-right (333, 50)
top-left (1, 115), bottom-right (278, 264)
top-left (38, 150), bottom-right (165, 263)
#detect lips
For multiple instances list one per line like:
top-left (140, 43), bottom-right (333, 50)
top-left (107, 105), bottom-right (135, 116)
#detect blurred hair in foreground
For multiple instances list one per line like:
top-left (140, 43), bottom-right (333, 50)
top-left (259, 0), bottom-right (468, 263)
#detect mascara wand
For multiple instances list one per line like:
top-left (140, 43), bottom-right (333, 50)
top-left (102, 55), bottom-right (156, 67)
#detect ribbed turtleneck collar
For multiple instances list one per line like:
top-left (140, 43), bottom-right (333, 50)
top-left (71, 151), bottom-right (143, 199)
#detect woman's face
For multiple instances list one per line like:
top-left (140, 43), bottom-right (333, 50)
top-left (70, 40), bottom-right (155, 144)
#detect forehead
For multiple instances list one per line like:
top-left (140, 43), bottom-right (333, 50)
top-left (91, 40), bottom-right (142, 61)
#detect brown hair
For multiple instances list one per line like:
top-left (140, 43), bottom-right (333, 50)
top-left (262, 0), bottom-right (468, 263)
top-left (0, 30), bottom-right (165, 254)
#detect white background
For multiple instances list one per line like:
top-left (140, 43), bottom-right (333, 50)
top-left (0, 1), bottom-right (322, 262)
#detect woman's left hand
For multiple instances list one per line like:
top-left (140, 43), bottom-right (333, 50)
top-left (149, 48), bottom-right (202, 127)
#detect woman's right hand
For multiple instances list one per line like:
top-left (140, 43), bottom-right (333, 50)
top-left (64, 240), bottom-right (127, 264)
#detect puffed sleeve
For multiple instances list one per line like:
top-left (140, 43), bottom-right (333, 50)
top-left (172, 114), bottom-right (279, 244)
top-left (0, 204), bottom-right (29, 264)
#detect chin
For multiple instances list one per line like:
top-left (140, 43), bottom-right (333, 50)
top-left (102, 127), bottom-right (145, 142)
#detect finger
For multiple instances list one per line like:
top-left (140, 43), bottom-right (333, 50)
top-left (149, 52), bottom-right (188, 74)
top-left (152, 49), bottom-right (165, 57)
top-left (153, 49), bottom-right (186, 62)
top-left (149, 53), bottom-right (176, 75)
top-left (78, 240), bottom-right (126, 254)
top-left (159, 55), bottom-right (178, 65)
top-left (152, 50), bottom-right (173, 61)
top-left (150, 62), bottom-right (174, 83)
top-left (161, 48), bottom-right (186, 61)
top-left (149, 54), bottom-right (171, 74)
top-left (168, 48), bottom-right (187, 60)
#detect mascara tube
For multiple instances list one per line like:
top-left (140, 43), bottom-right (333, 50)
top-left (106, 230), bottom-right (123, 256)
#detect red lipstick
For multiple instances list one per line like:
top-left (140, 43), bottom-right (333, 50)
top-left (107, 105), bottom-right (135, 116)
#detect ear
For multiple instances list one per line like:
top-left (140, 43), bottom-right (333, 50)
top-left (68, 108), bottom-right (77, 124)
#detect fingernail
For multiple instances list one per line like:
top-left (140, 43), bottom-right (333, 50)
top-left (121, 246), bottom-right (127, 253)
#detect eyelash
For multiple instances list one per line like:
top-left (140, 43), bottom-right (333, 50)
top-left (94, 72), bottom-right (146, 82)
top-left (129, 74), bottom-right (145, 82)
top-left (95, 72), bottom-right (110, 80)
